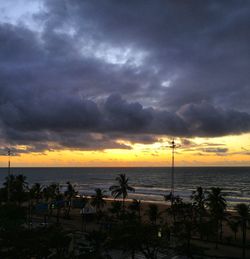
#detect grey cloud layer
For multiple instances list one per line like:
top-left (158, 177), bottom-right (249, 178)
top-left (0, 0), bottom-right (250, 151)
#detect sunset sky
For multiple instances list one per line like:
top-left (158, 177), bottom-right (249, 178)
top-left (0, 1), bottom-right (250, 167)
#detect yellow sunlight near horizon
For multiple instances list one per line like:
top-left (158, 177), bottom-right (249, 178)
top-left (0, 133), bottom-right (249, 167)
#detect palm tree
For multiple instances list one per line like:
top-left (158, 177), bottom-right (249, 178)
top-left (129, 199), bottom-right (142, 220)
top-left (3, 174), bottom-right (28, 205)
top-left (28, 183), bottom-right (43, 224)
top-left (206, 187), bottom-right (227, 248)
top-left (164, 194), bottom-right (183, 223)
top-left (191, 186), bottom-right (206, 239)
top-left (227, 219), bottom-right (239, 241)
top-left (109, 200), bottom-right (123, 219)
top-left (64, 181), bottom-right (77, 218)
top-left (235, 203), bottom-right (249, 259)
top-left (91, 188), bottom-right (106, 213)
top-left (145, 204), bottom-right (160, 225)
top-left (43, 183), bottom-right (63, 222)
top-left (54, 184), bottom-right (64, 223)
top-left (109, 174), bottom-right (135, 214)
top-left (29, 183), bottom-right (43, 204)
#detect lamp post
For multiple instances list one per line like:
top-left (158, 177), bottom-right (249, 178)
top-left (170, 139), bottom-right (176, 197)
top-left (169, 139), bottom-right (180, 205)
top-left (7, 149), bottom-right (11, 202)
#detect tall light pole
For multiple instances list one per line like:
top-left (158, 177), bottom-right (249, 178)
top-left (7, 148), bottom-right (13, 202)
top-left (168, 139), bottom-right (180, 205)
top-left (170, 139), bottom-right (176, 197)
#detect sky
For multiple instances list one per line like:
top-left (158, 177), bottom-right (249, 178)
top-left (0, 0), bottom-right (250, 167)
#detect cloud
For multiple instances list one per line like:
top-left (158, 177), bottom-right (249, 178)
top-left (1, 94), bottom-right (250, 152)
top-left (201, 148), bottom-right (228, 153)
top-left (177, 101), bottom-right (250, 137)
top-left (0, 1), bottom-right (249, 152)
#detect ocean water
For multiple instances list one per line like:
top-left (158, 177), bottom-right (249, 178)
top-left (0, 167), bottom-right (250, 208)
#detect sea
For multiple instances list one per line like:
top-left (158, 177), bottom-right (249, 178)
top-left (0, 167), bottom-right (250, 209)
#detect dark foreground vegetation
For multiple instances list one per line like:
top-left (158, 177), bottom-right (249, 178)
top-left (0, 173), bottom-right (249, 258)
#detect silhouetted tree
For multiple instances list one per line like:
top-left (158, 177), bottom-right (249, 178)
top-left (2, 174), bottom-right (28, 205)
top-left (64, 181), bottom-right (77, 218)
top-left (108, 200), bottom-right (122, 220)
top-left (172, 202), bottom-right (196, 257)
top-left (227, 219), bottom-right (239, 241)
top-left (206, 187), bottom-right (227, 248)
top-left (191, 186), bottom-right (206, 239)
top-left (91, 188), bottom-right (106, 213)
top-left (28, 183), bottom-right (44, 223)
top-left (235, 203), bottom-right (250, 259)
top-left (79, 230), bottom-right (110, 259)
top-left (110, 220), bottom-right (170, 259)
top-left (145, 204), bottom-right (160, 225)
top-left (165, 195), bottom-right (183, 223)
top-left (43, 183), bottom-right (63, 222)
top-left (29, 183), bottom-right (43, 204)
top-left (109, 174), bottom-right (135, 214)
top-left (128, 199), bottom-right (142, 221)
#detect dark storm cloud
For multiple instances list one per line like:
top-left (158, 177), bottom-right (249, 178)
top-left (178, 102), bottom-right (250, 137)
top-left (44, 0), bottom-right (250, 110)
top-left (0, 0), bottom-right (250, 152)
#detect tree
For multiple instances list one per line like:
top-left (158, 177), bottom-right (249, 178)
top-left (42, 183), bottom-right (57, 202)
top-left (47, 225), bottom-right (72, 258)
top-left (109, 218), bottom-right (140, 259)
top-left (206, 187), bottom-right (227, 248)
top-left (227, 219), bottom-right (239, 241)
top-left (29, 183), bottom-right (43, 204)
top-left (43, 183), bottom-right (63, 223)
top-left (64, 181), bottom-right (77, 219)
top-left (191, 186), bottom-right (206, 239)
top-left (0, 203), bottom-right (27, 258)
top-left (164, 195), bottom-right (183, 223)
top-left (128, 199), bottom-right (142, 221)
top-left (172, 202), bottom-right (196, 257)
top-left (91, 188), bottom-right (106, 221)
top-left (79, 230), bottom-right (110, 259)
top-left (109, 220), bottom-right (170, 259)
top-left (2, 174), bottom-right (28, 205)
top-left (28, 183), bottom-right (44, 224)
top-left (235, 203), bottom-right (249, 259)
top-left (108, 200), bottom-right (122, 220)
top-left (109, 174), bottom-right (135, 214)
top-left (145, 204), bottom-right (160, 225)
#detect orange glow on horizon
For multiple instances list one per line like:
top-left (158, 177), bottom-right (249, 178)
top-left (0, 133), bottom-right (249, 167)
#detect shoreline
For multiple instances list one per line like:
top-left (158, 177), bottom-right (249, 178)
top-left (1, 166), bottom-right (250, 168)
top-left (76, 195), bottom-right (241, 213)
